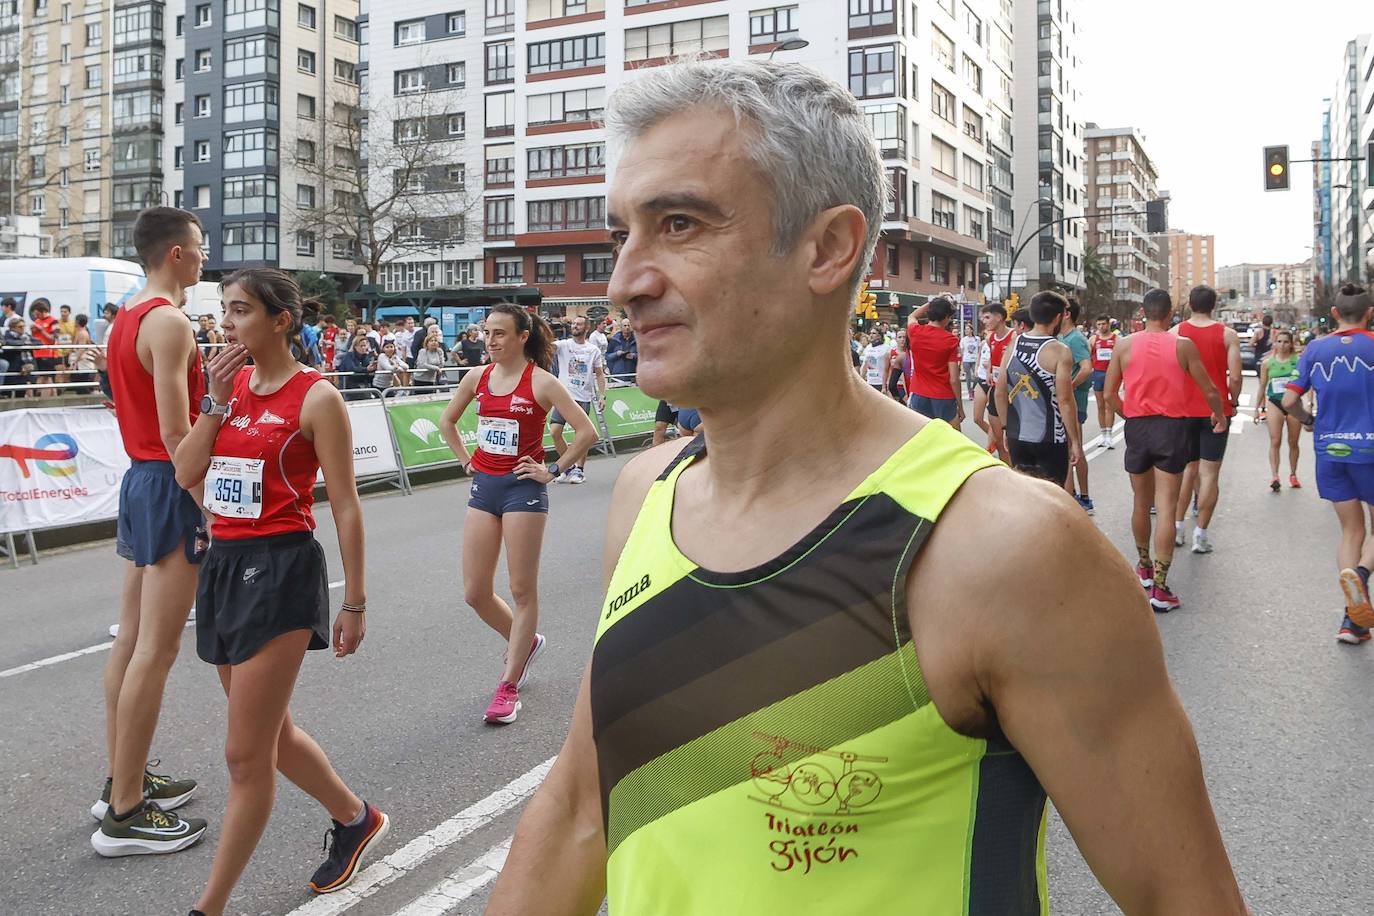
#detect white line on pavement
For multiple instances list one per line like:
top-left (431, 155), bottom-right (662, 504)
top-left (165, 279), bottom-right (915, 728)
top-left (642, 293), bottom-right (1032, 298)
top-left (388, 838), bottom-right (512, 916)
top-left (0, 580), bottom-right (346, 681)
top-left (283, 757), bottom-right (555, 916)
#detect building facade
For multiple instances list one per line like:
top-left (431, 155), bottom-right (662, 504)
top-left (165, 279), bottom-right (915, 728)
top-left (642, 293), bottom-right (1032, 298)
top-left (1157, 229), bottom-right (1214, 307)
top-left (1325, 34), bottom-right (1369, 286)
top-left (1011, 0), bottom-right (1084, 294)
top-left (1083, 124), bottom-right (1159, 308)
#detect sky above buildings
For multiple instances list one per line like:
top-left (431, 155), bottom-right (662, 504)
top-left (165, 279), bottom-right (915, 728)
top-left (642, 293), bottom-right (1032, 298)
top-left (1077, 2), bottom-right (1368, 268)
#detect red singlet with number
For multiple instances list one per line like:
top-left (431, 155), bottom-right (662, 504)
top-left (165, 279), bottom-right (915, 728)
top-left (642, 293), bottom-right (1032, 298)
top-left (205, 367), bottom-right (326, 539)
top-left (107, 297), bottom-right (206, 461)
top-left (1090, 334), bottom-right (1116, 372)
top-left (987, 329), bottom-right (1013, 382)
top-left (470, 362), bottom-right (549, 476)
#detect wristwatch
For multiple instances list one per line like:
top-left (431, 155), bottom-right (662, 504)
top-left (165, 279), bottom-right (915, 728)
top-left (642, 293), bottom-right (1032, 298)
top-left (546, 462), bottom-right (563, 479)
top-left (200, 394), bottom-right (229, 417)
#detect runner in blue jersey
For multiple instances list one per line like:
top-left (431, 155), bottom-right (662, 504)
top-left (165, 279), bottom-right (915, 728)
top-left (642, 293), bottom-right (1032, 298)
top-left (1282, 284), bottom-right (1374, 644)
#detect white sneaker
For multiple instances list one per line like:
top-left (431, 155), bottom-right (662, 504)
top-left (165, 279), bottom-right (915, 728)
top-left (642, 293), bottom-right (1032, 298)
top-left (568, 467), bottom-right (585, 485)
top-left (1174, 526), bottom-right (1186, 548)
top-left (1192, 532), bottom-right (1213, 554)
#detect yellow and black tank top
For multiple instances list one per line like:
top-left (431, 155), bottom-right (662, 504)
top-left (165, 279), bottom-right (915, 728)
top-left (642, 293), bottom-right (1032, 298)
top-left (591, 420), bottom-right (1050, 914)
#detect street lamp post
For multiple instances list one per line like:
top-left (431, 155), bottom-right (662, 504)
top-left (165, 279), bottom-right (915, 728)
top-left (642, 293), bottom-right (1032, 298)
top-left (768, 38), bottom-right (809, 59)
top-left (1005, 196), bottom-right (1052, 298)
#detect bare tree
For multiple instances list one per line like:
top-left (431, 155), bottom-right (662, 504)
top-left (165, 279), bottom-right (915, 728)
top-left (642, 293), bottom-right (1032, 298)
top-left (283, 79), bottom-right (480, 285)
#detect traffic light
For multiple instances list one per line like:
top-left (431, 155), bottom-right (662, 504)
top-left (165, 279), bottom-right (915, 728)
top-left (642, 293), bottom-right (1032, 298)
top-left (978, 260), bottom-right (994, 288)
top-left (1006, 292), bottom-right (1020, 313)
top-left (1263, 145), bottom-right (1289, 192)
top-left (855, 283), bottom-right (879, 326)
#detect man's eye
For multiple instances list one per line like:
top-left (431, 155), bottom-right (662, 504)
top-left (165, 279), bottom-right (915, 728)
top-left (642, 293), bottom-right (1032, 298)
top-left (666, 216), bottom-right (692, 233)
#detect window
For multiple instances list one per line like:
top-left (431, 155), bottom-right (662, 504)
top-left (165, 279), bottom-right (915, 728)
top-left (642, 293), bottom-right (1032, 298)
top-left (527, 141), bottom-right (605, 180)
top-left (298, 93), bottom-right (315, 119)
top-left (59, 0), bottom-right (67, 20)
top-left (195, 140), bottom-right (211, 162)
top-left (582, 253), bottom-right (613, 282)
top-left (527, 86), bottom-right (604, 126)
top-left (864, 103), bottom-right (906, 159)
top-left (175, 13), bottom-right (182, 34)
top-left (113, 90), bottom-right (164, 128)
top-left (961, 154), bottom-right (983, 190)
top-left (115, 48), bottom-right (163, 84)
top-left (485, 196), bottom-right (514, 239)
top-left (964, 206), bottom-right (983, 240)
top-left (485, 90), bottom-right (515, 135)
top-left (446, 113), bottom-right (465, 137)
top-left (528, 0), bottom-right (603, 20)
top-left (224, 35), bottom-right (277, 77)
top-left (225, 0), bottom-right (279, 33)
top-left (195, 48), bottom-right (211, 72)
top-left (848, 0), bottom-right (894, 30)
top-left (962, 2), bottom-right (982, 44)
top-left (29, 154), bottom-right (44, 178)
top-left (446, 62), bottom-right (466, 86)
top-left (449, 163), bottom-right (470, 188)
top-left (333, 14), bottom-right (357, 39)
top-left (59, 207), bottom-right (69, 228)
top-left (222, 223), bottom-right (278, 261)
top-left (195, 94), bottom-right (210, 117)
top-left (223, 128), bottom-right (278, 168)
top-left (394, 118), bottom-right (423, 143)
top-left (848, 44), bottom-right (898, 99)
top-left (84, 64), bottom-right (101, 89)
top-left (536, 256), bottom-right (566, 284)
top-left (333, 59), bottom-right (357, 83)
top-left (885, 243), bottom-right (899, 275)
top-left (931, 26), bottom-right (954, 70)
top-left (296, 230), bottom-right (316, 256)
top-left (394, 17), bottom-right (424, 44)
top-left (84, 21), bottom-right (100, 45)
top-left (447, 11), bottom-right (465, 34)
top-left (296, 138), bottom-right (316, 162)
top-left (85, 148), bottom-right (101, 171)
top-left (931, 136), bottom-right (956, 179)
top-left (931, 192), bottom-right (956, 230)
top-left (332, 235), bottom-right (357, 260)
top-left (930, 80), bottom-right (954, 123)
top-left (297, 49), bottom-right (315, 72)
top-left (485, 0), bottom-right (513, 34)
top-left (223, 80), bottom-right (278, 122)
top-left (59, 167), bottom-right (69, 187)
top-left (528, 33), bottom-right (605, 74)
top-left (175, 57), bottom-right (184, 79)
top-left (297, 2), bottom-right (314, 28)
top-left (962, 105), bottom-right (983, 142)
top-left (194, 185), bottom-right (210, 208)
top-left (494, 256), bottom-right (522, 284)
top-left (486, 40), bottom-right (514, 84)
top-left (625, 17), bottom-right (727, 62)
top-left (61, 43), bottom-right (70, 64)
top-left (527, 196), bottom-right (605, 232)
top-left (60, 85), bottom-right (68, 105)
top-left (29, 193), bottom-right (45, 216)
top-left (395, 68), bottom-right (424, 93)
top-left (961, 55), bottom-right (982, 94)
top-left (222, 175), bottom-right (277, 215)
top-left (749, 5), bottom-right (798, 45)
top-left (195, 2), bottom-right (210, 26)
top-left (59, 124), bottom-right (69, 144)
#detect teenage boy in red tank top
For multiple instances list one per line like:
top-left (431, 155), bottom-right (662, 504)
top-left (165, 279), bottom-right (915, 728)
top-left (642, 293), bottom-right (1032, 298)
top-left (1171, 286), bottom-right (1242, 556)
top-left (95, 207), bottom-right (211, 853)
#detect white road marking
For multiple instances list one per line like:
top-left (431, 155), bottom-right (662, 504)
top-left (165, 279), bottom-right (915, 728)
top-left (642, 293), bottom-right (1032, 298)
top-left (3, 581), bottom-right (346, 680)
top-left (388, 838), bottom-right (512, 916)
top-left (283, 757), bottom-right (555, 916)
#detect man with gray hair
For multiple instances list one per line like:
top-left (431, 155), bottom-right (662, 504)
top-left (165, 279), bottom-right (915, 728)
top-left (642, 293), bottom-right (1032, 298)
top-left (490, 60), bottom-right (1246, 915)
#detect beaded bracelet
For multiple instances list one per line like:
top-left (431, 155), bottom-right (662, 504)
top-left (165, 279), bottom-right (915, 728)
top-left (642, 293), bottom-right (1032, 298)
top-left (341, 602), bottom-right (367, 613)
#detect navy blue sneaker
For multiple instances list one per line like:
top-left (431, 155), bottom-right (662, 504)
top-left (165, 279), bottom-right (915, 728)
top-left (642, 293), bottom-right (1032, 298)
top-left (1337, 615), bottom-right (1371, 646)
top-left (1077, 495), bottom-right (1095, 516)
top-left (309, 802), bottom-right (390, 894)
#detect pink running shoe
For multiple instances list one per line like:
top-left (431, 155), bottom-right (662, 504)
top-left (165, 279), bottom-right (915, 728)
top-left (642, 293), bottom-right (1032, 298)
top-left (483, 681), bottom-right (521, 724)
top-left (1149, 584), bottom-right (1181, 613)
top-left (516, 634), bottom-right (546, 690)
top-left (1135, 561), bottom-right (1153, 589)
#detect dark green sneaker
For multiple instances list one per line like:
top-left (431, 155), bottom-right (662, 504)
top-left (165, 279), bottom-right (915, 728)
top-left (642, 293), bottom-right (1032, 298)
top-left (90, 763), bottom-right (198, 821)
top-left (90, 800), bottom-right (207, 857)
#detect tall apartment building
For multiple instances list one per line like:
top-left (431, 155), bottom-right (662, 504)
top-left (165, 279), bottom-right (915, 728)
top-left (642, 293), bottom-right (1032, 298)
top-left (984, 0), bottom-right (1013, 295)
top-left (1156, 229), bottom-right (1214, 308)
top-left (1312, 116), bottom-right (1332, 296)
top-left (1361, 39), bottom-right (1374, 284)
top-left (1011, 0), bottom-right (1085, 294)
top-left (364, 0), bottom-right (995, 312)
top-left (1323, 34), bottom-right (1369, 286)
top-left (1083, 124), bottom-right (1159, 308)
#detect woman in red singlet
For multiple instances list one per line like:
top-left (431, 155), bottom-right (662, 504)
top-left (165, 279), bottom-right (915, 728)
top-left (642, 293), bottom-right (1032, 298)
top-left (438, 304), bottom-right (599, 725)
top-left (173, 269), bottom-right (387, 916)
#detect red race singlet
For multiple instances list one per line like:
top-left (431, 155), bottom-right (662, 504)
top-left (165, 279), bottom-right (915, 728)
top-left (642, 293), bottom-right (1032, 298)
top-left (470, 362), bottom-right (549, 476)
top-left (1122, 332), bottom-right (1194, 419)
top-left (107, 297), bottom-right (206, 461)
top-left (204, 367), bottom-right (326, 539)
top-left (1090, 334), bottom-right (1116, 372)
top-left (987, 330), bottom-right (1013, 383)
top-left (1177, 322), bottom-right (1234, 417)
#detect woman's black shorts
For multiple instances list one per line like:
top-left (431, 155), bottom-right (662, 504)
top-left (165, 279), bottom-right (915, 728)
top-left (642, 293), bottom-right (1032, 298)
top-left (196, 531), bottom-right (330, 666)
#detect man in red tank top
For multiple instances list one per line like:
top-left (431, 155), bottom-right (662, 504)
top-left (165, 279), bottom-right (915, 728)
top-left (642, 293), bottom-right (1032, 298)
top-left (1105, 289), bottom-right (1227, 612)
top-left (1171, 286), bottom-right (1242, 556)
top-left (92, 207), bottom-right (212, 856)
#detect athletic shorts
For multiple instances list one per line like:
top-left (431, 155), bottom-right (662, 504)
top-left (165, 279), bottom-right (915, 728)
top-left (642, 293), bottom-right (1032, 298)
top-left (196, 531), bottom-right (329, 666)
top-left (1077, 407), bottom-right (1089, 425)
top-left (1316, 459), bottom-right (1374, 504)
top-left (655, 400), bottom-right (678, 425)
top-left (978, 381), bottom-right (1000, 419)
top-left (1009, 439), bottom-right (1070, 484)
top-left (549, 400), bottom-right (591, 427)
top-left (1186, 416), bottom-right (1229, 463)
top-left (1267, 396), bottom-right (1287, 413)
top-left (907, 394), bottom-right (959, 423)
top-left (1123, 416), bottom-right (1192, 475)
top-left (1091, 369), bottom-right (1107, 392)
top-left (468, 470), bottom-right (549, 517)
top-left (116, 460), bottom-right (206, 568)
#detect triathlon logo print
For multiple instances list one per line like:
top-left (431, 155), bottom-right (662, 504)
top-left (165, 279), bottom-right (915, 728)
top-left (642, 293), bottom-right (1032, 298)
top-left (748, 731), bottom-right (884, 816)
top-left (0, 433), bottom-right (80, 479)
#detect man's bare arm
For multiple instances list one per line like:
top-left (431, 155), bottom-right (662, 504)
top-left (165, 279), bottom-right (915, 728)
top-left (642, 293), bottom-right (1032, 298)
top-left (1224, 328), bottom-right (1243, 409)
top-left (972, 480), bottom-right (1246, 913)
top-left (488, 441), bottom-right (692, 914)
top-left (1104, 338), bottom-right (1128, 417)
top-left (142, 307), bottom-right (197, 460)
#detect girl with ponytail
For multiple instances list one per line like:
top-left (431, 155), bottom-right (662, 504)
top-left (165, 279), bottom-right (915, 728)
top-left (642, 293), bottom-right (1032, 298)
top-left (438, 303), bottom-right (599, 724)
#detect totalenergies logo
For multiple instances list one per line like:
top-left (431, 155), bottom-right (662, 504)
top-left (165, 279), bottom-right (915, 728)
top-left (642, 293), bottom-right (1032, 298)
top-left (0, 433), bottom-right (80, 478)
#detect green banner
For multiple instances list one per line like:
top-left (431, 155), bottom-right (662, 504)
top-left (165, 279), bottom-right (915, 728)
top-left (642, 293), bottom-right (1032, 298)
top-left (385, 394), bottom-right (567, 470)
top-left (602, 386), bottom-right (661, 439)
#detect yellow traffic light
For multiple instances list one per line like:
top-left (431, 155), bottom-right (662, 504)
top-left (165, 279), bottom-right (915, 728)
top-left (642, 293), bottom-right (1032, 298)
top-left (1007, 292), bottom-right (1020, 312)
top-left (1263, 145), bottom-right (1289, 192)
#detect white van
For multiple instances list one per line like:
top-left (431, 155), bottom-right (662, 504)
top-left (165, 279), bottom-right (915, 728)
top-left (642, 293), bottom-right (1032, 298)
top-left (0, 257), bottom-right (146, 339)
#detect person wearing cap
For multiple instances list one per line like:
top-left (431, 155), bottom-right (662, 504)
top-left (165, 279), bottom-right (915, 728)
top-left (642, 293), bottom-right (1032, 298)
top-left (1281, 284), bottom-right (1374, 645)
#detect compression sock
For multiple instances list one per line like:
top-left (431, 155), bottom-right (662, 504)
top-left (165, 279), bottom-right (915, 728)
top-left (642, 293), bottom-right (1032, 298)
top-left (1137, 545), bottom-right (1151, 565)
top-left (1153, 558), bottom-right (1172, 590)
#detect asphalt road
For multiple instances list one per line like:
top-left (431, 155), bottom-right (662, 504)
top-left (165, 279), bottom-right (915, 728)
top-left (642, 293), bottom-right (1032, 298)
top-left (2, 379), bottom-right (1371, 916)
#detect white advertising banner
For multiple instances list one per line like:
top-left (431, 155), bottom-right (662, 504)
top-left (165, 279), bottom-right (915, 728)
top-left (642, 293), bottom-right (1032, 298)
top-left (0, 407), bottom-right (130, 534)
top-left (315, 399), bottom-right (399, 484)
